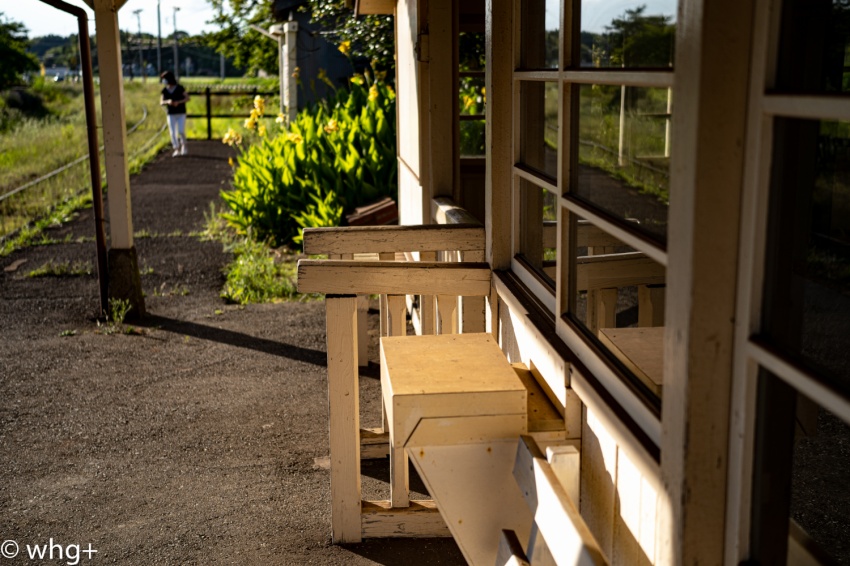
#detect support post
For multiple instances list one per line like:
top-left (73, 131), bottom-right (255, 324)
top-left (92, 0), bottom-right (145, 317)
top-left (205, 87), bottom-right (212, 140)
top-left (282, 20), bottom-right (298, 124)
top-left (326, 296), bottom-right (362, 543)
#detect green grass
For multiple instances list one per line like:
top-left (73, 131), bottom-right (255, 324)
top-left (0, 80), bottom-right (170, 240)
top-left (27, 259), bottom-right (93, 278)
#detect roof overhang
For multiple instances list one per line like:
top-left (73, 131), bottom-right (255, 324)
top-left (354, 0), bottom-right (396, 16)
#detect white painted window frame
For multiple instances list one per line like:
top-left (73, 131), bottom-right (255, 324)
top-left (726, 0), bottom-right (850, 561)
top-left (510, 0), bottom-right (672, 443)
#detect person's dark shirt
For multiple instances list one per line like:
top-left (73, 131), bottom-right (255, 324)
top-left (162, 84), bottom-right (187, 115)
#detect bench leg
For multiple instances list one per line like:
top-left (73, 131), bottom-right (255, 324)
top-left (326, 296), bottom-right (362, 542)
top-left (390, 437), bottom-right (410, 508)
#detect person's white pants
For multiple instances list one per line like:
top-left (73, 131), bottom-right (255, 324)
top-left (167, 113), bottom-right (187, 149)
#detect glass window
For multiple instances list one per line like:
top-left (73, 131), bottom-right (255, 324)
top-left (750, 372), bottom-right (850, 564)
top-left (573, 214), bottom-right (666, 399)
top-left (575, 83), bottom-right (670, 241)
top-left (775, 0), bottom-right (850, 93)
top-left (763, 118), bottom-right (850, 398)
top-left (521, 0), bottom-right (560, 69)
top-left (520, 82), bottom-right (559, 180)
top-left (579, 1), bottom-right (676, 68)
top-left (519, 180), bottom-right (558, 289)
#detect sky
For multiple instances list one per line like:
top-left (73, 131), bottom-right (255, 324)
top-left (3, 0), bottom-right (220, 39)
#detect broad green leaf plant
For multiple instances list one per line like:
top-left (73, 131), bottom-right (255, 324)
top-left (220, 73), bottom-right (397, 248)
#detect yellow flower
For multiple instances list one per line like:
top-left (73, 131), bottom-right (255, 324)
top-left (253, 95), bottom-right (265, 115)
top-left (324, 119), bottom-right (339, 133)
top-left (286, 132), bottom-right (303, 143)
top-left (228, 157), bottom-right (235, 167)
top-left (463, 94), bottom-right (475, 110)
top-left (258, 123), bottom-right (267, 137)
top-left (350, 74), bottom-right (364, 86)
top-left (338, 41), bottom-right (351, 56)
top-left (292, 66), bottom-right (300, 79)
top-left (244, 115), bottom-right (257, 130)
top-left (481, 86), bottom-right (486, 104)
top-left (368, 85), bottom-right (379, 102)
top-left (275, 112), bottom-right (287, 125)
top-left (375, 70), bottom-right (387, 81)
top-left (222, 128), bottom-right (242, 146)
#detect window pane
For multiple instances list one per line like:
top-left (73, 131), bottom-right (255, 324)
top-left (763, 119), bottom-right (850, 397)
top-left (573, 215), bottom-right (666, 399)
top-left (521, 0), bottom-right (560, 69)
top-left (580, 1), bottom-right (676, 68)
top-left (520, 82), bottom-right (559, 180)
top-left (519, 179), bottom-right (558, 289)
top-left (750, 371), bottom-right (850, 564)
top-left (790, 402), bottom-right (850, 564)
top-left (575, 84), bottom-right (670, 241)
top-left (460, 120), bottom-right (485, 157)
top-left (775, 0), bottom-right (850, 93)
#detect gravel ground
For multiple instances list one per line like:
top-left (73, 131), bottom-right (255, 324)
top-left (0, 141), bottom-right (464, 565)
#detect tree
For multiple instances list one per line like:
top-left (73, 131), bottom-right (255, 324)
top-left (305, 1), bottom-right (394, 71)
top-left (0, 13), bottom-right (39, 89)
top-left (202, 0), bottom-right (395, 77)
top-left (203, 0), bottom-right (279, 75)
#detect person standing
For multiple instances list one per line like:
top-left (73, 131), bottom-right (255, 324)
top-left (160, 71), bottom-right (189, 156)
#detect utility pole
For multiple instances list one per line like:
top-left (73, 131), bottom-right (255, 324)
top-left (132, 9), bottom-right (143, 82)
top-left (172, 6), bottom-right (180, 80)
top-left (156, 0), bottom-right (162, 76)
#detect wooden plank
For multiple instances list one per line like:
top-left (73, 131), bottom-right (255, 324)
top-left (587, 288), bottom-right (617, 334)
top-left (357, 295), bottom-right (369, 366)
top-left (513, 436), bottom-right (609, 565)
top-left (325, 297), bottom-right (362, 543)
top-left (485, 0), bottom-right (514, 269)
top-left (497, 530), bottom-right (531, 566)
top-left (581, 406), bottom-right (616, 560)
top-left (512, 364), bottom-right (565, 435)
top-left (577, 221), bottom-right (625, 249)
top-left (637, 285), bottom-right (665, 327)
top-left (597, 327), bottom-right (664, 397)
top-left (360, 500), bottom-right (451, 537)
top-left (420, 251), bottom-right (437, 335)
top-left (303, 224), bottom-right (485, 255)
top-left (360, 427), bottom-right (389, 459)
top-left (386, 295), bottom-right (408, 337)
top-left (355, 0), bottom-right (395, 16)
top-left (612, 448), bottom-right (655, 565)
top-left (437, 295), bottom-right (459, 334)
top-left (546, 444), bottom-right (580, 507)
top-left (432, 196), bottom-right (483, 225)
top-left (576, 254), bottom-right (665, 291)
top-left (297, 260), bottom-right (492, 296)
top-left (460, 248), bottom-right (487, 333)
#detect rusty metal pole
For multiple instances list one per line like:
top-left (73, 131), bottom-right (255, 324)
top-left (37, 0), bottom-right (109, 316)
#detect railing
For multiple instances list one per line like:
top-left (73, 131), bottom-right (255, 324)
top-left (186, 88), bottom-right (277, 140)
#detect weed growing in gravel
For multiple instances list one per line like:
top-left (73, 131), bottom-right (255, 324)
top-left (27, 260), bottom-right (93, 278)
top-left (59, 329), bottom-right (77, 337)
top-left (97, 298), bottom-right (132, 335)
top-left (221, 237), bottom-right (299, 304)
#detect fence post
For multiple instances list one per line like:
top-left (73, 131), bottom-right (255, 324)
top-left (205, 87), bottom-right (212, 140)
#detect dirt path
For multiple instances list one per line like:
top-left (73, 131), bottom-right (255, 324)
top-left (0, 141), bottom-right (463, 565)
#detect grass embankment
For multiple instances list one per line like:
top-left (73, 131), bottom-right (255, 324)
top-left (0, 79), bottom-right (171, 244)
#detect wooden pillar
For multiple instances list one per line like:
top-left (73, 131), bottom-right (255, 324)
top-left (658, 0), bottom-right (755, 561)
top-left (92, 0), bottom-right (145, 317)
top-left (282, 20), bottom-right (298, 123)
top-left (427, 0), bottom-right (456, 202)
top-left (325, 296), bottom-right (362, 542)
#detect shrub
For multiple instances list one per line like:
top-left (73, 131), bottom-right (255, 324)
top-left (220, 77), bottom-right (397, 247)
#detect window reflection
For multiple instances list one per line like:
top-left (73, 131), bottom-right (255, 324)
top-left (573, 215), bottom-right (666, 398)
top-left (575, 83), bottom-right (670, 240)
top-left (763, 118), bottom-right (850, 397)
top-left (521, 0), bottom-right (560, 69)
top-left (520, 82), bottom-right (559, 180)
top-left (776, 0), bottom-right (850, 93)
top-left (580, 2), bottom-right (676, 68)
top-left (519, 180), bottom-right (558, 288)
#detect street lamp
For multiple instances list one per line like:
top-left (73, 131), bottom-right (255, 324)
top-left (132, 9), bottom-right (143, 82)
top-left (157, 0), bottom-right (162, 76)
top-left (173, 6), bottom-right (180, 80)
